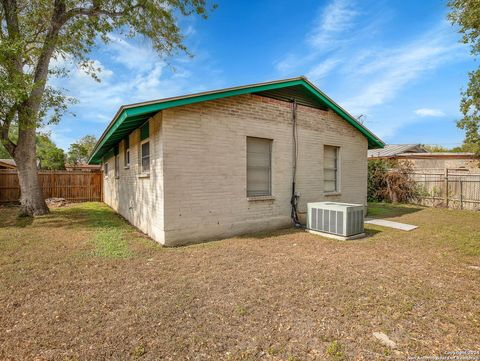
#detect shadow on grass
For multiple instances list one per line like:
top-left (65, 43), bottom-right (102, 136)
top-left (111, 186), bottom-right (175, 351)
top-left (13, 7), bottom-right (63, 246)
top-left (236, 227), bottom-right (302, 240)
top-left (36, 203), bottom-right (129, 230)
top-left (367, 202), bottom-right (425, 219)
top-left (0, 206), bottom-right (34, 228)
top-left (236, 226), bottom-right (383, 241)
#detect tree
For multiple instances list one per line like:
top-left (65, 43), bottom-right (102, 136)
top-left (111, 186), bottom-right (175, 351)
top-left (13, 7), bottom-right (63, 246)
top-left (0, 0), bottom-right (213, 216)
top-left (448, 0), bottom-right (480, 156)
top-left (422, 144), bottom-right (452, 153)
top-left (368, 159), bottom-right (418, 203)
top-left (36, 133), bottom-right (65, 170)
top-left (0, 129), bottom-right (65, 168)
top-left (67, 134), bottom-right (97, 165)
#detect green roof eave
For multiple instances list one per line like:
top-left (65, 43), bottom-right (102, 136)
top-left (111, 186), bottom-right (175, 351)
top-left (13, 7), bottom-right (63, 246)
top-left (88, 77), bottom-right (384, 164)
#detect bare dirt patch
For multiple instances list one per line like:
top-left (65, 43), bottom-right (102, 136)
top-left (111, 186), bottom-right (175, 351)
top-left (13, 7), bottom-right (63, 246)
top-left (0, 202), bottom-right (479, 360)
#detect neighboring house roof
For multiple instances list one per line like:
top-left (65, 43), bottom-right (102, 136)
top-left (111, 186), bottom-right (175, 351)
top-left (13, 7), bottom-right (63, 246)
top-left (395, 152), bottom-right (476, 159)
top-left (367, 144), bottom-right (427, 158)
top-left (88, 76), bottom-right (385, 164)
top-left (0, 158), bottom-right (16, 169)
top-left (65, 163), bottom-right (101, 170)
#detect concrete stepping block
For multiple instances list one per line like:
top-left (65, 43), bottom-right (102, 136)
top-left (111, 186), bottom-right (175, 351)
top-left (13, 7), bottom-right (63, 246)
top-left (365, 219), bottom-right (418, 231)
top-left (373, 332), bottom-right (397, 348)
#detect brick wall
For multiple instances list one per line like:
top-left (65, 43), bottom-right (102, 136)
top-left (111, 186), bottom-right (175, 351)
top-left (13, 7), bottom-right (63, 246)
top-left (160, 94), bottom-right (367, 246)
top-left (103, 112), bottom-right (165, 243)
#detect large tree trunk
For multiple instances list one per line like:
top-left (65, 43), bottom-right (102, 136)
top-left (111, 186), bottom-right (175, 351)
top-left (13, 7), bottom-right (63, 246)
top-left (14, 127), bottom-right (49, 216)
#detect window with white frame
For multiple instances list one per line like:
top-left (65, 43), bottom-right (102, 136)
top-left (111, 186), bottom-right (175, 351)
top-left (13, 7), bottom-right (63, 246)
top-left (141, 140), bottom-right (150, 174)
top-left (103, 162), bottom-right (108, 178)
top-left (324, 145), bottom-right (339, 193)
top-left (114, 154), bottom-right (120, 178)
top-left (247, 137), bottom-right (272, 197)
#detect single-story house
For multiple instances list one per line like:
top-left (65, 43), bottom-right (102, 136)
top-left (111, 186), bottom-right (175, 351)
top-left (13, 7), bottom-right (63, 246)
top-left (88, 77), bottom-right (384, 246)
top-left (0, 159), bottom-right (16, 170)
top-left (368, 145), bottom-right (479, 173)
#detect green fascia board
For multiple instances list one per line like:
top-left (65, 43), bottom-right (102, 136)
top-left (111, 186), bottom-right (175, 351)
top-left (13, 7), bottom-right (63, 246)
top-left (124, 79), bottom-right (307, 118)
top-left (89, 78), bottom-right (384, 164)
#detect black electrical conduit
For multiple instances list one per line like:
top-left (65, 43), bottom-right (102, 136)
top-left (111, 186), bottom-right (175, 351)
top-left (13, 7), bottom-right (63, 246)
top-left (290, 99), bottom-right (303, 228)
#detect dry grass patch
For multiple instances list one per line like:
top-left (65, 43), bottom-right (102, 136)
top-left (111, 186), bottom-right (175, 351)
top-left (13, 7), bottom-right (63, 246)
top-left (0, 202), bottom-right (479, 360)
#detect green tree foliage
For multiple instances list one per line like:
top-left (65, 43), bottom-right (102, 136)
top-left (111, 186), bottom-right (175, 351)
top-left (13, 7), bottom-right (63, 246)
top-left (67, 134), bottom-right (97, 165)
top-left (0, 129), bottom-right (65, 169)
top-left (448, 0), bottom-right (480, 155)
top-left (36, 133), bottom-right (65, 170)
top-left (423, 144), bottom-right (452, 153)
top-left (0, 0), bottom-right (214, 216)
top-left (452, 142), bottom-right (480, 152)
top-left (0, 141), bottom-right (9, 158)
top-left (368, 159), bottom-right (418, 203)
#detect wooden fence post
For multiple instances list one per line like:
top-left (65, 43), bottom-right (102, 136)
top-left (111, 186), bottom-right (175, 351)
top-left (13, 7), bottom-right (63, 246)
top-left (460, 179), bottom-right (463, 210)
top-left (444, 168), bottom-right (449, 208)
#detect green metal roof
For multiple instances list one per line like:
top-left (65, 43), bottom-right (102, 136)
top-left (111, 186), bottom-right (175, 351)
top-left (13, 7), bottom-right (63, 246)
top-left (88, 76), bottom-right (384, 164)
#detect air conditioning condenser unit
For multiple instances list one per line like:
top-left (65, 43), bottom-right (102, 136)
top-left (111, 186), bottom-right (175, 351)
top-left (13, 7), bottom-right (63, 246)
top-left (307, 202), bottom-right (364, 239)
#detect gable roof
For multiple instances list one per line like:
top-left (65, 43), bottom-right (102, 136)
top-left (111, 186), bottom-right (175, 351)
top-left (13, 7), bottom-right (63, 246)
top-left (88, 76), bottom-right (384, 164)
top-left (368, 144), bottom-right (427, 158)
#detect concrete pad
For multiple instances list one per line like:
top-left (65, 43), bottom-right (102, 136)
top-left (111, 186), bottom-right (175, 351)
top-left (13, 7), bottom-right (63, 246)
top-left (364, 219), bottom-right (418, 231)
top-left (307, 229), bottom-right (366, 240)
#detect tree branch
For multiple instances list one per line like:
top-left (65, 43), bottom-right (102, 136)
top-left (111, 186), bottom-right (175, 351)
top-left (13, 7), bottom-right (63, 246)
top-left (65, 3), bottom-right (144, 21)
top-left (0, 105), bottom-right (17, 155)
top-left (1, 0), bottom-right (23, 73)
top-left (21, 0), bottom-right (67, 125)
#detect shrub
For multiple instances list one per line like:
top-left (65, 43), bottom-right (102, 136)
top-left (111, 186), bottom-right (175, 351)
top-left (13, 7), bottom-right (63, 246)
top-left (368, 159), bottom-right (418, 203)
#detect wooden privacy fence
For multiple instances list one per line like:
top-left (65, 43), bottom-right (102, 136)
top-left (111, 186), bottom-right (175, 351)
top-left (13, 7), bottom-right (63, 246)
top-left (410, 170), bottom-right (480, 211)
top-left (0, 170), bottom-right (102, 203)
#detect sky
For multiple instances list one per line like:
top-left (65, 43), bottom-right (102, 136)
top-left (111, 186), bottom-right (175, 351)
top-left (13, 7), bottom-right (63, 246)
top-left (48, 0), bottom-right (475, 151)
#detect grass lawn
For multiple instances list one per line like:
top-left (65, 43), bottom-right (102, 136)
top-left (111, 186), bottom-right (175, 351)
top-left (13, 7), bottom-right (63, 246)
top-left (0, 202), bottom-right (479, 360)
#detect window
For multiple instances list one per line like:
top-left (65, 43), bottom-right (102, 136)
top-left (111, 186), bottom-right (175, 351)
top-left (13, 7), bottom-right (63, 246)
top-left (125, 149), bottom-right (130, 168)
top-left (114, 155), bottom-right (119, 178)
top-left (124, 137), bottom-right (130, 168)
top-left (139, 121), bottom-right (150, 175)
top-left (103, 162), bottom-right (108, 177)
top-left (141, 140), bottom-right (150, 174)
top-left (247, 137), bottom-right (272, 197)
top-left (324, 145), bottom-right (339, 193)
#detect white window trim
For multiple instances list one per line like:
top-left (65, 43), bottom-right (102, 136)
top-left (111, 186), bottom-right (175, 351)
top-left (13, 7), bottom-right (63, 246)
top-left (124, 147), bottom-right (130, 169)
top-left (139, 138), bottom-right (151, 177)
top-left (324, 145), bottom-right (341, 195)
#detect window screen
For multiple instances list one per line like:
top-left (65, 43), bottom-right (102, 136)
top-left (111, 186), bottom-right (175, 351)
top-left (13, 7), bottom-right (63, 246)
top-left (324, 145), bottom-right (339, 192)
top-left (141, 141), bottom-right (150, 173)
top-left (125, 149), bottom-right (130, 167)
top-left (247, 137), bottom-right (272, 197)
top-left (103, 162), bottom-right (108, 177)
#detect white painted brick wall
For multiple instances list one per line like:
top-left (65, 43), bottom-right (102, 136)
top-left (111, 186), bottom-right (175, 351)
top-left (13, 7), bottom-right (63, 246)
top-left (103, 112), bottom-right (165, 243)
top-left (161, 94), bottom-right (367, 245)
